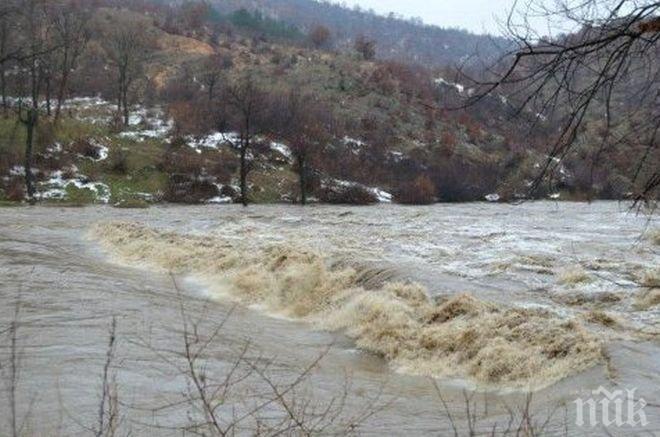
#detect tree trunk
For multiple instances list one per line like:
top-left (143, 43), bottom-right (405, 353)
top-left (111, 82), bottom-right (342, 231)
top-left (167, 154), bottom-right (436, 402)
top-left (24, 109), bottom-right (37, 203)
top-left (1, 68), bottom-right (6, 117)
top-left (45, 76), bottom-right (51, 116)
top-left (122, 86), bottom-right (129, 127)
top-left (208, 82), bottom-right (214, 102)
top-left (54, 49), bottom-right (70, 122)
top-left (298, 153), bottom-right (307, 205)
top-left (240, 138), bottom-right (248, 207)
top-left (117, 70), bottom-right (124, 126)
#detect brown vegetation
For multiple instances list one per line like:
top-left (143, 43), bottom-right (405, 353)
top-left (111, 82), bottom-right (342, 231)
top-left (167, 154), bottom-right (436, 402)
top-left (395, 175), bottom-right (436, 205)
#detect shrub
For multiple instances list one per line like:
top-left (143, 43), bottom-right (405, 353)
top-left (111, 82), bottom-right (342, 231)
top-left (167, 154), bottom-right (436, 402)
top-left (65, 185), bottom-right (97, 206)
top-left (4, 178), bottom-right (25, 202)
top-left (68, 138), bottom-right (102, 160)
top-left (108, 148), bottom-right (129, 174)
top-left (164, 174), bottom-right (219, 203)
top-left (0, 149), bottom-right (20, 176)
top-left (395, 175), bottom-right (436, 205)
top-left (309, 25), bottom-right (331, 48)
top-left (113, 198), bottom-right (150, 209)
top-left (159, 148), bottom-right (206, 177)
top-left (317, 183), bottom-right (378, 205)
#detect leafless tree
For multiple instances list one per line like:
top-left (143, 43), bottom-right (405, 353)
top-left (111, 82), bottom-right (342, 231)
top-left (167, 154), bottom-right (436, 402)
top-left (100, 13), bottom-right (153, 127)
top-left (309, 24), bottom-right (331, 49)
top-left (0, 3), bottom-right (16, 115)
top-left (49, 0), bottom-right (91, 122)
top-left (354, 34), bottom-right (376, 60)
top-left (275, 90), bottom-right (335, 205)
top-left (463, 0), bottom-right (659, 206)
top-left (94, 317), bottom-right (120, 437)
top-left (221, 72), bottom-right (270, 207)
top-left (198, 53), bottom-right (233, 102)
top-left (13, 0), bottom-right (56, 202)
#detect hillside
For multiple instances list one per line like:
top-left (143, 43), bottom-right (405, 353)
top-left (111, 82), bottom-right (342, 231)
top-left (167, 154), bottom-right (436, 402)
top-left (205, 0), bottom-right (511, 67)
top-left (0, 0), bottom-right (651, 206)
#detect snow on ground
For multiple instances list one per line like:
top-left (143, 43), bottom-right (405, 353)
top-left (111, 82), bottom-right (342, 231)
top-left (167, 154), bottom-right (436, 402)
top-left (186, 132), bottom-right (241, 152)
top-left (36, 169), bottom-right (110, 203)
top-left (485, 193), bottom-right (501, 202)
top-left (434, 77), bottom-right (465, 93)
top-left (330, 178), bottom-right (393, 203)
top-left (206, 196), bottom-right (233, 204)
top-left (119, 106), bottom-right (174, 141)
top-left (270, 141), bottom-right (292, 160)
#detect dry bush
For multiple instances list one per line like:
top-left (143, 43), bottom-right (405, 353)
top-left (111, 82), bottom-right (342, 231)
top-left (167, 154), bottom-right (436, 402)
top-left (370, 61), bottom-right (434, 101)
top-left (207, 159), bottom-right (234, 185)
top-left (318, 183), bottom-right (378, 205)
top-left (4, 178), bottom-right (25, 202)
top-left (159, 147), bottom-right (206, 177)
top-left (126, 276), bottom-right (387, 435)
top-left (395, 175), bottom-right (436, 205)
top-left (167, 101), bottom-right (215, 137)
top-left (69, 138), bottom-right (103, 160)
top-left (0, 149), bottom-right (21, 176)
top-left (108, 148), bottom-right (129, 175)
top-left (431, 158), bottom-right (499, 202)
top-left (164, 174), bottom-right (219, 203)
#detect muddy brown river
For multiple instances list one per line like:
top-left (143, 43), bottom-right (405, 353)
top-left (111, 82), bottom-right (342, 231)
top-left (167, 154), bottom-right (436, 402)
top-left (0, 202), bottom-right (658, 436)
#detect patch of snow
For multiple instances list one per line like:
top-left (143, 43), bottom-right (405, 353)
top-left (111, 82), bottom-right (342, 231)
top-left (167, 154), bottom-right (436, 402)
top-left (549, 193), bottom-right (561, 200)
top-left (388, 151), bottom-right (404, 163)
top-left (9, 166), bottom-right (25, 176)
top-left (36, 170), bottom-right (110, 203)
top-left (485, 193), bottom-right (501, 202)
top-left (328, 178), bottom-right (392, 203)
top-left (343, 136), bottom-right (366, 147)
top-left (270, 141), bottom-right (292, 160)
top-left (371, 188), bottom-right (393, 203)
top-left (435, 77), bottom-right (464, 93)
top-left (206, 196), bottom-right (233, 204)
top-left (187, 131), bottom-right (241, 151)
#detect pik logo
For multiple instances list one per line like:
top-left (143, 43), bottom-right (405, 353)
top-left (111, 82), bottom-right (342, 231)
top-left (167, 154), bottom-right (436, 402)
top-left (574, 387), bottom-right (648, 427)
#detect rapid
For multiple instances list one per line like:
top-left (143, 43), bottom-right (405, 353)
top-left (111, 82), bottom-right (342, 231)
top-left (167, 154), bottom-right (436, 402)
top-left (0, 202), bottom-right (658, 435)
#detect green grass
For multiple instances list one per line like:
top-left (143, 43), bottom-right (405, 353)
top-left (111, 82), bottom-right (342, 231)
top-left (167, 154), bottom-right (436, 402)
top-left (105, 170), bottom-right (167, 203)
top-left (249, 169), bottom-right (297, 203)
top-left (113, 197), bottom-right (150, 208)
top-left (0, 200), bottom-right (22, 207)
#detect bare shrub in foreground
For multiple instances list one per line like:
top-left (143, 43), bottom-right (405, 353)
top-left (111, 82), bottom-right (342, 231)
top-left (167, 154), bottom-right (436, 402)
top-left (128, 275), bottom-right (388, 435)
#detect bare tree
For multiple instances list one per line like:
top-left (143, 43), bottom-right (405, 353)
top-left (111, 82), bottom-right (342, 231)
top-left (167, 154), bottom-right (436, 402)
top-left (127, 275), bottom-right (387, 435)
top-left (0, 3), bottom-right (15, 115)
top-left (309, 24), bottom-right (331, 49)
top-left (14, 0), bottom-right (56, 202)
top-left (276, 90), bottom-right (334, 205)
top-left (464, 0), bottom-right (660, 205)
top-left (198, 53), bottom-right (232, 102)
top-left (49, 0), bottom-right (90, 121)
top-left (94, 317), bottom-right (120, 437)
top-left (221, 72), bottom-right (270, 207)
top-left (354, 34), bottom-right (376, 60)
top-left (100, 13), bottom-right (153, 127)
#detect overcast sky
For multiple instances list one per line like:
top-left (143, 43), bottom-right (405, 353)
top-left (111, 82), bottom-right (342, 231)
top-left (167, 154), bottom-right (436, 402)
top-left (346, 0), bottom-right (546, 35)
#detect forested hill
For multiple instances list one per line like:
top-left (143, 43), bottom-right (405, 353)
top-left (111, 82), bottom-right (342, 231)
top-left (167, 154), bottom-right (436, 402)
top-left (204, 0), bottom-right (511, 66)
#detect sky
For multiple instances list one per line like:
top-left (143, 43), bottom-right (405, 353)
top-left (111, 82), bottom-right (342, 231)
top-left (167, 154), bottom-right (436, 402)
top-left (346, 0), bottom-right (550, 35)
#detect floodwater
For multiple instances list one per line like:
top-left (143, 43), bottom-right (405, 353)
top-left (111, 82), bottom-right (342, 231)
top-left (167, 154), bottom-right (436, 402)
top-left (0, 202), bottom-right (658, 435)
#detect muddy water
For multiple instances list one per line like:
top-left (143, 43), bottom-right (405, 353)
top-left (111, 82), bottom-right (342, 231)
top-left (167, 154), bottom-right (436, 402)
top-left (0, 203), bottom-right (658, 435)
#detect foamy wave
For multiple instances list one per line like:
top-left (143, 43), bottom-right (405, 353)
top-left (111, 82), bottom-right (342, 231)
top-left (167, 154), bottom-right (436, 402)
top-left (90, 222), bottom-right (603, 389)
